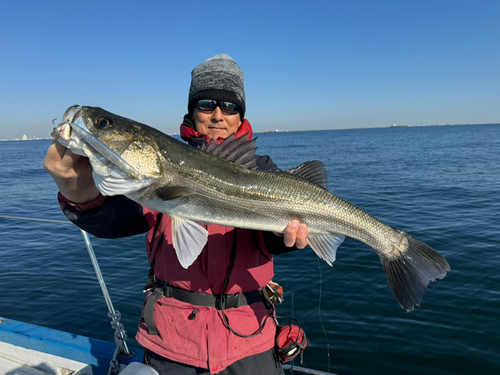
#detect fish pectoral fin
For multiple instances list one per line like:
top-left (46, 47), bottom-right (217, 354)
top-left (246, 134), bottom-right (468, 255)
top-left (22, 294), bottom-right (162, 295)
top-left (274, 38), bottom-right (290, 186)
top-left (286, 161), bottom-right (329, 191)
top-left (171, 217), bottom-right (208, 269)
top-left (307, 233), bottom-right (345, 266)
top-left (156, 186), bottom-right (195, 201)
top-left (93, 171), bottom-right (141, 196)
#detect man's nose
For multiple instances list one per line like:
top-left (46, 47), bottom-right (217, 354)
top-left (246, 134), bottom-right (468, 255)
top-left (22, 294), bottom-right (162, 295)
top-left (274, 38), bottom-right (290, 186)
top-left (211, 106), bottom-right (224, 121)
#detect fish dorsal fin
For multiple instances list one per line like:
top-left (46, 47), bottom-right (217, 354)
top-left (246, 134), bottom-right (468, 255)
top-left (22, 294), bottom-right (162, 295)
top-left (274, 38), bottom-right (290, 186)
top-left (201, 133), bottom-right (258, 170)
top-left (286, 161), bottom-right (329, 190)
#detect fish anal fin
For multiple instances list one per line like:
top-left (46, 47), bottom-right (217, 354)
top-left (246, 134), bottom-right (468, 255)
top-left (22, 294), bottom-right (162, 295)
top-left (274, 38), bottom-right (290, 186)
top-left (171, 217), bottom-right (208, 269)
top-left (201, 133), bottom-right (258, 170)
top-left (381, 234), bottom-right (450, 312)
top-left (286, 161), bottom-right (329, 191)
top-left (156, 186), bottom-right (195, 201)
top-left (307, 233), bottom-right (345, 266)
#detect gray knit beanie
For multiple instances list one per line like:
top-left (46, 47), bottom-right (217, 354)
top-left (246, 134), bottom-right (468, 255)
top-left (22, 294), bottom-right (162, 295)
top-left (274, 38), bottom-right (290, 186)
top-left (188, 54), bottom-right (246, 119)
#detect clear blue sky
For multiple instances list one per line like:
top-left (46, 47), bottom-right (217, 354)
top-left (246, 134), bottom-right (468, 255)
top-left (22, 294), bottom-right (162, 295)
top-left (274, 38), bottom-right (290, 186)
top-left (1, 0), bottom-right (499, 139)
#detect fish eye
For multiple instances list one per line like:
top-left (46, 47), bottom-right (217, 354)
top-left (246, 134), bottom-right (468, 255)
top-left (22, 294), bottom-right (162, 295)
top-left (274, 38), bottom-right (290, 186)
top-left (97, 117), bottom-right (112, 129)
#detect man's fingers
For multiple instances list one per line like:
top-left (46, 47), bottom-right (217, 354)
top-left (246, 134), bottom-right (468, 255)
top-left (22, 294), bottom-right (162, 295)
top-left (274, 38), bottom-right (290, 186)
top-left (283, 220), bottom-right (309, 248)
top-left (44, 141), bottom-right (91, 177)
top-left (44, 141), bottom-right (65, 172)
top-left (295, 223), bottom-right (308, 249)
top-left (45, 141), bottom-right (77, 166)
top-left (283, 220), bottom-right (298, 247)
top-left (52, 139), bottom-right (68, 158)
top-left (59, 148), bottom-right (84, 170)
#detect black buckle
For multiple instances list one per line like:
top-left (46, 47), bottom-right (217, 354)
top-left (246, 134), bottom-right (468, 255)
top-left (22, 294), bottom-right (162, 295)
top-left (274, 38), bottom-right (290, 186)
top-left (218, 294), bottom-right (240, 309)
top-left (163, 283), bottom-right (172, 298)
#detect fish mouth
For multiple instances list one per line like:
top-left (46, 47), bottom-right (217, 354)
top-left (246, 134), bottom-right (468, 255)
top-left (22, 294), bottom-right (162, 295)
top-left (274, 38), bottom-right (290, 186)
top-left (58, 105), bottom-right (140, 179)
top-left (62, 105), bottom-right (83, 124)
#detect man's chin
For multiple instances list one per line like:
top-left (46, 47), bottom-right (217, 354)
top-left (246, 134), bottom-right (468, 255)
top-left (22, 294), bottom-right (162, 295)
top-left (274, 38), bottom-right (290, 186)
top-left (207, 129), bottom-right (228, 139)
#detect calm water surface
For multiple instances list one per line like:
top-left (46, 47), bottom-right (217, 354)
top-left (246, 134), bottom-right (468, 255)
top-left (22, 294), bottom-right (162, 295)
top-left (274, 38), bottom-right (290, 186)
top-left (0, 124), bottom-right (499, 374)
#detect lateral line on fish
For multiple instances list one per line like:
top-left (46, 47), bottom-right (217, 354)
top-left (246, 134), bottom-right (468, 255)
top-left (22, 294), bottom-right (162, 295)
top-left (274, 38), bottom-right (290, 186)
top-left (65, 121), bottom-right (139, 178)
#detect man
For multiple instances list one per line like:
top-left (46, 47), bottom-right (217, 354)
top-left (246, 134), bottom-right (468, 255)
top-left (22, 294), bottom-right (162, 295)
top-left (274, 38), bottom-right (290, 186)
top-left (44, 54), bottom-right (308, 374)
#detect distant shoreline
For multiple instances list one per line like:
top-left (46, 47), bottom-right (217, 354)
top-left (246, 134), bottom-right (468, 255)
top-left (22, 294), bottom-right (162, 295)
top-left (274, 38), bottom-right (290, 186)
top-left (0, 138), bottom-right (53, 142)
top-left (254, 122), bottom-right (500, 133)
top-left (2, 123), bottom-right (498, 141)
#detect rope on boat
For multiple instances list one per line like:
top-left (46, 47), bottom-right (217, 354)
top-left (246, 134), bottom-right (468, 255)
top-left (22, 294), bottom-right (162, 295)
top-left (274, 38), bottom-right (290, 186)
top-left (0, 214), bottom-right (134, 373)
top-left (108, 311), bottom-right (131, 374)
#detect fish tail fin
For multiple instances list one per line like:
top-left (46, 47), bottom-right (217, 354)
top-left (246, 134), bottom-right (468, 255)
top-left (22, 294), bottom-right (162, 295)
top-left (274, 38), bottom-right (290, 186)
top-left (380, 233), bottom-right (450, 312)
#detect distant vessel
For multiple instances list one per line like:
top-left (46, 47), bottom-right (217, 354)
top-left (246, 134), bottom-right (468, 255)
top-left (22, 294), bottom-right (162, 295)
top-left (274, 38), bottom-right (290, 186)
top-left (391, 124), bottom-right (409, 128)
top-left (264, 129), bottom-right (287, 133)
top-left (22, 135), bottom-right (28, 140)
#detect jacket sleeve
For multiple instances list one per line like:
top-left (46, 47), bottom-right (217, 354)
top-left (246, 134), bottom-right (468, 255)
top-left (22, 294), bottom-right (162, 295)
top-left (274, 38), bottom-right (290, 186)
top-left (255, 154), bottom-right (281, 172)
top-left (261, 231), bottom-right (301, 255)
top-left (59, 193), bottom-right (152, 238)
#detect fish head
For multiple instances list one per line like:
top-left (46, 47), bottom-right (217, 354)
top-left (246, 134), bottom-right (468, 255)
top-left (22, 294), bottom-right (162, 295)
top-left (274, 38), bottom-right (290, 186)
top-left (53, 105), bottom-right (163, 197)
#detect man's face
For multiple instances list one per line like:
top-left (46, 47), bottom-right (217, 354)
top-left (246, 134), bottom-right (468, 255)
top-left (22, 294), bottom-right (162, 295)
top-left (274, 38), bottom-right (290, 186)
top-left (193, 106), bottom-right (242, 140)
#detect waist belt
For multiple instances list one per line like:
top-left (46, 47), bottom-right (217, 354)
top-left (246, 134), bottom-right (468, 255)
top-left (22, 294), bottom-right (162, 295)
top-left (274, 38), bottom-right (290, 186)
top-left (144, 281), bottom-right (268, 335)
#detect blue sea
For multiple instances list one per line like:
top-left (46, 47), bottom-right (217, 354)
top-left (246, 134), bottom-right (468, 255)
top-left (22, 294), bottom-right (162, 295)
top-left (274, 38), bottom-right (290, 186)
top-left (1, 124), bottom-right (499, 374)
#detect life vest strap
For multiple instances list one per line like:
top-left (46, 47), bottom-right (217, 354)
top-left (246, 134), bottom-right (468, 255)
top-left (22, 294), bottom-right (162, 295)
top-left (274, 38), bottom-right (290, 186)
top-left (144, 281), bottom-right (267, 335)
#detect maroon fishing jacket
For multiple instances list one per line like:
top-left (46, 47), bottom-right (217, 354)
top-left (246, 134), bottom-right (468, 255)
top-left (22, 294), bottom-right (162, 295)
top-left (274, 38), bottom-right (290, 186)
top-left (58, 119), bottom-right (295, 373)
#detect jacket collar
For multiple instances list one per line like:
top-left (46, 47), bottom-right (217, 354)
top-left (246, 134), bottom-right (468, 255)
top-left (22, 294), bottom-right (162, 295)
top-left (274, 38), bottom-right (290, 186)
top-left (180, 115), bottom-right (253, 147)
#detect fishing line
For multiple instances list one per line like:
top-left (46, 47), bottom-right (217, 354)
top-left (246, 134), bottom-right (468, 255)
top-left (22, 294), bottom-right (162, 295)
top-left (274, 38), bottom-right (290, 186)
top-left (0, 214), bottom-right (72, 224)
top-left (317, 256), bottom-right (331, 373)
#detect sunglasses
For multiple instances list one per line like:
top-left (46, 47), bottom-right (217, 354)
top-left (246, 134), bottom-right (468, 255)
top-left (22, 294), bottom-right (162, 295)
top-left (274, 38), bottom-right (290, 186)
top-left (195, 99), bottom-right (241, 116)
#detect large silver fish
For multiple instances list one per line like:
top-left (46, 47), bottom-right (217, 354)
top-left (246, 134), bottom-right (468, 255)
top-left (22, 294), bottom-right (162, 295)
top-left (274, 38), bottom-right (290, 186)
top-left (52, 105), bottom-right (450, 312)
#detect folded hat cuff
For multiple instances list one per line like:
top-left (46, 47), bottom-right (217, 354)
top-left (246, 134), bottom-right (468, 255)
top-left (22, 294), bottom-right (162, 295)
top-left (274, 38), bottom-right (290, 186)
top-left (188, 89), bottom-right (245, 119)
